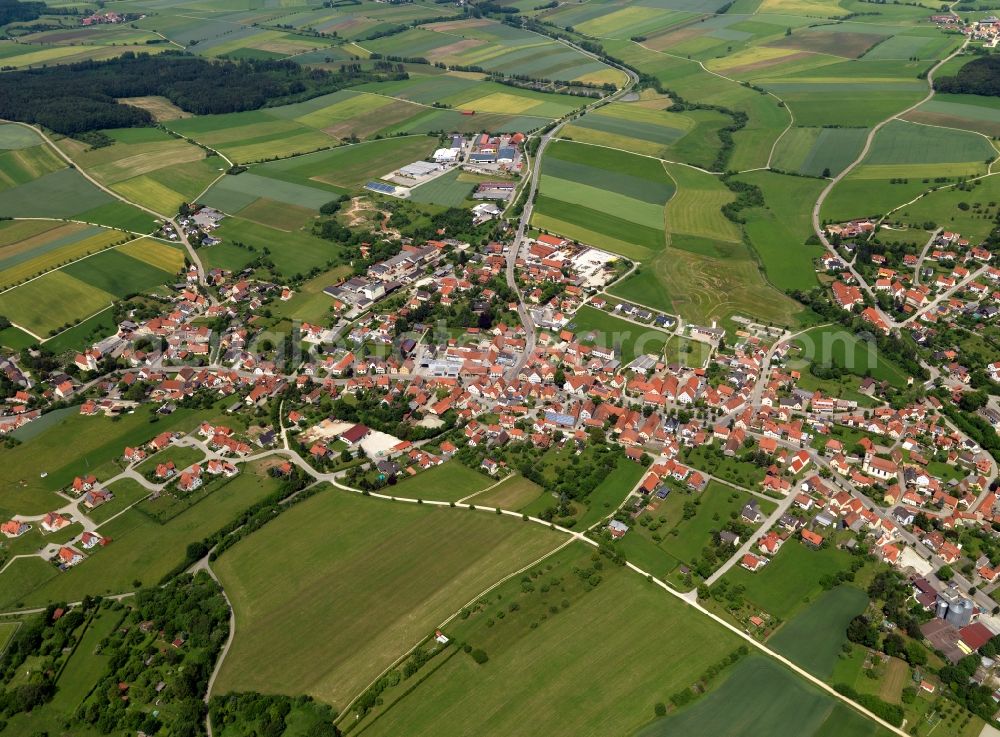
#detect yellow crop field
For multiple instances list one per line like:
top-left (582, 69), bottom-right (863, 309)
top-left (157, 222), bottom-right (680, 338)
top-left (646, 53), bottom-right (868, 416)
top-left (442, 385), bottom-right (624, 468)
top-left (112, 175), bottom-right (187, 214)
top-left (117, 238), bottom-right (186, 273)
top-left (117, 96), bottom-right (192, 121)
top-left (576, 67), bottom-right (628, 87)
top-left (295, 94), bottom-right (392, 129)
top-left (0, 229), bottom-right (124, 289)
top-left (575, 6), bottom-right (662, 37)
top-left (88, 141), bottom-right (205, 184)
top-left (0, 270), bottom-right (113, 336)
top-left (457, 91), bottom-right (542, 115)
top-left (664, 164), bottom-right (742, 243)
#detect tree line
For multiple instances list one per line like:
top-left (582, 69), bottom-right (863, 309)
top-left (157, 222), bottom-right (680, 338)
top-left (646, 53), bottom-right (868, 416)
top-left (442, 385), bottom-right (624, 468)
top-left (937, 56), bottom-right (1000, 97)
top-left (0, 51), bottom-right (407, 136)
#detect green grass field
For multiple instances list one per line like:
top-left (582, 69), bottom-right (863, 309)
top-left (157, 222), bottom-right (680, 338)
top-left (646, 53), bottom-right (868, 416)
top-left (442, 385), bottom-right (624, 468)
top-left (533, 141), bottom-right (674, 259)
top-left (567, 305), bottom-right (671, 364)
top-left (0, 621), bottom-right (18, 655)
top-left (208, 216), bottom-right (344, 277)
top-left (408, 170), bottom-right (491, 208)
top-left (389, 461), bottom-right (496, 502)
top-left (576, 457), bottom-right (645, 529)
top-left (638, 655), bottom-right (890, 737)
top-left (660, 482), bottom-right (760, 565)
top-left (86, 479), bottom-right (150, 525)
top-left (865, 119), bottom-right (995, 167)
top-left (793, 325), bottom-right (910, 387)
top-left (250, 135), bottom-right (436, 194)
top-left (0, 226), bottom-right (124, 289)
top-left (360, 542), bottom-right (743, 737)
top-left (465, 474), bottom-right (544, 510)
top-left (664, 163), bottom-right (741, 244)
top-left (721, 541), bottom-right (854, 621)
top-left (608, 266), bottom-right (672, 313)
top-left (735, 170), bottom-right (826, 292)
top-left (890, 172), bottom-right (1000, 242)
top-left (768, 586), bottom-right (869, 679)
top-left (213, 489), bottom-right (564, 711)
top-left (905, 93), bottom-right (1000, 136)
top-left (0, 270), bottom-right (113, 337)
top-left (772, 127), bottom-right (870, 178)
top-left (48, 609), bottom-right (124, 714)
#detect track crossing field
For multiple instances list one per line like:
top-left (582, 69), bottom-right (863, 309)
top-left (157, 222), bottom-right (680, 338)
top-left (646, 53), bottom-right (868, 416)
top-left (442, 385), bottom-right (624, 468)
top-left (213, 490), bottom-right (562, 711)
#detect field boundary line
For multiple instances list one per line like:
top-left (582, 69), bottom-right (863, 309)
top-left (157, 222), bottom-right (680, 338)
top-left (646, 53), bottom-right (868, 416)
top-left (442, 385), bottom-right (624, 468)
top-left (40, 303), bottom-right (114, 344)
top-left (237, 132), bottom-right (427, 169)
top-left (0, 233), bottom-right (148, 296)
top-left (551, 137), bottom-right (722, 175)
top-left (456, 472), bottom-right (521, 504)
top-left (335, 535), bottom-right (576, 724)
top-left (249, 445), bottom-right (913, 736)
top-left (0, 620), bottom-right (21, 660)
top-left (7, 321), bottom-right (43, 341)
top-left (9, 216), bottom-right (158, 240)
top-left (633, 41), bottom-right (793, 171)
top-left (0, 119), bottom-right (208, 285)
top-left (889, 116), bottom-right (1000, 176)
top-left (811, 37), bottom-right (969, 249)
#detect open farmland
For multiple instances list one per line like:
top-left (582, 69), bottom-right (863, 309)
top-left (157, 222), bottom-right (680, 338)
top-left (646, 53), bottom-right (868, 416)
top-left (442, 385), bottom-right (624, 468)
top-left (792, 325), bottom-right (910, 387)
top-left (771, 127), bottom-right (870, 178)
top-left (903, 92), bottom-right (1000, 136)
top-left (768, 586), bottom-right (869, 679)
top-left (734, 170), bottom-right (826, 292)
top-left (55, 128), bottom-right (210, 194)
top-left (637, 655), bottom-right (890, 737)
top-left (0, 240), bottom-right (177, 338)
top-left (389, 461), bottom-right (496, 502)
top-left (0, 270), bottom-right (114, 338)
top-left (864, 119), bottom-right (995, 168)
top-left (358, 543), bottom-right (743, 737)
top-left (562, 102), bottom-right (729, 169)
top-left (0, 38), bottom-right (170, 70)
top-left (210, 135), bottom-right (438, 210)
top-left (168, 83), bottom-right (583, 164)
top-left (213, 489), bottom-right (564, 711)
top-left (206, 217), bottom-right (344, 277)
top-left (533, 141), bottom-right (673, 260)
top-left (819, 117), bottom-right (1000, 222)
top-left (0, 226), bottom-right (129, 289)
top-left (0, 127), bottom-right (156, 231)
top-left (367, 19), bottom-right (625, 86)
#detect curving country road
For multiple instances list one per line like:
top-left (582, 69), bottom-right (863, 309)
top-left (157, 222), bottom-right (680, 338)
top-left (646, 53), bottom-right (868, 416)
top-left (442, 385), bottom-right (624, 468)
top-left (811, 37), bottom-right (968, 253)
top-left (2, 118), bottom-right (210, 289)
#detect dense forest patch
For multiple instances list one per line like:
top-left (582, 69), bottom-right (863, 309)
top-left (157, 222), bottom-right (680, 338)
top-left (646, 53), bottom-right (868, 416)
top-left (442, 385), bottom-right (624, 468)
top-left (0, 51), bottom-right (407, 136)
top-left (937, 55), bottom-right (1000, 97)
